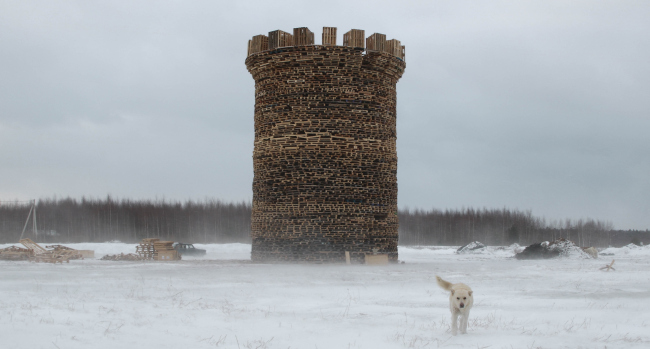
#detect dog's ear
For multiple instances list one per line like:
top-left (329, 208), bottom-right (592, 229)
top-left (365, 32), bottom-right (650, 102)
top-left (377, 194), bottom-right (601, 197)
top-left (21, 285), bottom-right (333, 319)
top-left (451, 289), bottom-right (455, 295)
top-left (469, 291), bottom-right (473, 297)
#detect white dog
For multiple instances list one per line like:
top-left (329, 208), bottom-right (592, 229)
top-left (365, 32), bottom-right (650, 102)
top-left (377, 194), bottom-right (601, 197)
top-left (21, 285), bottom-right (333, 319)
top-left (436, 276), bottom-right (474, 336)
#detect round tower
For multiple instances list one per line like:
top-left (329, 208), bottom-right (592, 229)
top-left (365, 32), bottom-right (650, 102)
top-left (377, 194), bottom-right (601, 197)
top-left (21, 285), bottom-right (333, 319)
top-left (245, 27), bottom-right (406, 262)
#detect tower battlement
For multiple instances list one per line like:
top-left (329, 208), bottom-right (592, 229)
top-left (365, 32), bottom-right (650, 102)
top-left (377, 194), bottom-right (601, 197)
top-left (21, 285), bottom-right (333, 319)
top-left (244, 27), bottom-right (406, 263)
top-left (247, 27), bottom-right (405, 61)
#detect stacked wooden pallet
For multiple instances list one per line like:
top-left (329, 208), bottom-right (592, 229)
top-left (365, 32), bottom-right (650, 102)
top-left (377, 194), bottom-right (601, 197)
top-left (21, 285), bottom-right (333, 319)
top-left (136, 238), bottom-right (158, 260)
top-left (244, 27), bottom-right (406, 263)
top-left (152, 241), bottom-right (180, 261)
top-left (135, 238), bottom-right (180, 261)
top-left (0, 246), bottom-right (33, 260)
top-left (19, 238), bottom-right (47, 254)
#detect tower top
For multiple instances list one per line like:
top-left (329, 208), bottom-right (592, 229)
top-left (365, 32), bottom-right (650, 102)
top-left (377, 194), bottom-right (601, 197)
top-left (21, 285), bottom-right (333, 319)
top-left (247, 27), bottom-right (405, 61)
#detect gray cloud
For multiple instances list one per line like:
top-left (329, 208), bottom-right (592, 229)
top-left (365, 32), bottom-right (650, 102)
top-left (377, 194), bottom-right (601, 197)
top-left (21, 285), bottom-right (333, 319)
top-left (1, 0), bottom-right (648, 228)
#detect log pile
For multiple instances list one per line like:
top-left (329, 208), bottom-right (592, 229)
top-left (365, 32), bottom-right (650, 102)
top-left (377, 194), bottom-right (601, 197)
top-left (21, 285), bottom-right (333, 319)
top-left (245, 27), bottom-right (406, 263)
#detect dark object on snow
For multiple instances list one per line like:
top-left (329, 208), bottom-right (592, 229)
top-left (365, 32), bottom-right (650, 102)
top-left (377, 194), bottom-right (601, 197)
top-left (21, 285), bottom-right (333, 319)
top-left (515, 242), bottom-right (561, 260)
top-left (173, 243), bottom-right (206, 256)
top-left (457, 241), bottom-right (486, 254)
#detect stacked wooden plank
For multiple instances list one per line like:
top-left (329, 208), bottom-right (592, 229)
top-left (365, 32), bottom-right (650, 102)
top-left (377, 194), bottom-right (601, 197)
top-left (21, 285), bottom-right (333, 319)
top-left (268, 30), bottom-right (293, 50)
top-left (386, 39), bottom-right (404, 60)
top-left (152, 241), bottom-right (180, 261)
top-left (136, 238), bottom-right (158, 260)
top-left (0, 246), bottom-right (33, 261)
top-left (343, 29), bottom-right (365, 48)
top-left (135, 238), bottom-right (180, 261)
top-left (245, 27), bottom-right (406, 263)
top-left (45, 245), bottom-right (90, 260)
top-left (293, 27), bottom-right (314, 46)
top-left (365, 33), bottom-right (386, 52)
top-left (19, 238), bottom-right (47, 254)
top-left (248, 35), bottom-right (269, 56)
top-left (30, 250), bottom-right (80, 263)
top-left (322, 27), bottom-right (337, 45)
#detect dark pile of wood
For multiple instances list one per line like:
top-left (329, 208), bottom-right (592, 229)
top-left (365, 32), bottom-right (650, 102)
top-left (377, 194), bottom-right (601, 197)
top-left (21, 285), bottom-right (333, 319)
top-left (245, 27), bottom-right (406, 263)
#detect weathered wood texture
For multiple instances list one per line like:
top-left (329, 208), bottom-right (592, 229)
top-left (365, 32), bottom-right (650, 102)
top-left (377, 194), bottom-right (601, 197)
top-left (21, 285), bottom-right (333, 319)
top-left (245, 28), bottom-right (406, 263)
top-left (293, 27), bottom-right (314, 46)
top-left (268, 30), bottom-right (294, 50)
top-left (343, 29), bottom-right (365, 48)
top-left (248, 35), bottom-right (269, 56)
top-left (366, 33), bottom-right (386, 52)
top-left (322, 27), bottom-right (337, 45)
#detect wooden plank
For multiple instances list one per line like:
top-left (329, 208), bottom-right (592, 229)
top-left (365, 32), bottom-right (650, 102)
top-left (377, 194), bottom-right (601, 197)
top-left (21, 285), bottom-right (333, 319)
top-left (365, 254), bottom-right (389, 265)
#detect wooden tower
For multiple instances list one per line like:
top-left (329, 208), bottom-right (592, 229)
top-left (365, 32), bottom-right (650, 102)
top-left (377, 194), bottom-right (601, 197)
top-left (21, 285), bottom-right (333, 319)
top-left (245, 27), bottom-right (406, 262)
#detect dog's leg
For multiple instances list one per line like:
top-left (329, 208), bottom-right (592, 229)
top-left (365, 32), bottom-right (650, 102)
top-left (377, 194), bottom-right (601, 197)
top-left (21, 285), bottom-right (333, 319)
top-left (460, 312), bottom-right (469, 334)
top-left (451, 310), bottom-right (459, 336)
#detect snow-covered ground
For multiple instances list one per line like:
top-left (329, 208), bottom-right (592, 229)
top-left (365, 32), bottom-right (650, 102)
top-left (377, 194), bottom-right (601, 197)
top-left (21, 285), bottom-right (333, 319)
top-left (1, 243), bottom-right (649, 349)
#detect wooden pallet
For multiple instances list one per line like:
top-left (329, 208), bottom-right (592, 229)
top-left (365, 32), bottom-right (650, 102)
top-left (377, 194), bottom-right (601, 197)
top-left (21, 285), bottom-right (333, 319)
top-left (366, 33), bottom-right (386, 52)
top-left (343, 29), bottom-right (365, 48)
top-left (19, 238), bottom-right (47, 255)
top-left (322, 27), bottom-right (337, 45)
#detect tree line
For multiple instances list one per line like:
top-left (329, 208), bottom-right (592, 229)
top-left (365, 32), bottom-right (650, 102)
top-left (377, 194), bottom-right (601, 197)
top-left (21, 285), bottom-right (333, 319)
top-left (0, 197), bottom-right (644, 247)
top-left (397, 207), bottom-right (618, 247)
top-left (0, 197), bottom-right (251, 244)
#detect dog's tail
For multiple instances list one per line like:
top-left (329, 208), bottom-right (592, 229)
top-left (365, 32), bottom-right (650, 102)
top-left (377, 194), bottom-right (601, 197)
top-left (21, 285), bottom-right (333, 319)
top-left (436, 276), bottom-right (453, 291)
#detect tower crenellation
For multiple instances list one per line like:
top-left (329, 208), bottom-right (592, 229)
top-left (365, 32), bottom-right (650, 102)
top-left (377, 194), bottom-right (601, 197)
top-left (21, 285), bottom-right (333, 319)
top-left (247, 27), bottom-right (405, 60)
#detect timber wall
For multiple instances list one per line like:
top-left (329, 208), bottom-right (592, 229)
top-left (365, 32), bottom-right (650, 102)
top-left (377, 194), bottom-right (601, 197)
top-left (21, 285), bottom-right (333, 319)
top-left (245, 27), bottom-right (406, 263)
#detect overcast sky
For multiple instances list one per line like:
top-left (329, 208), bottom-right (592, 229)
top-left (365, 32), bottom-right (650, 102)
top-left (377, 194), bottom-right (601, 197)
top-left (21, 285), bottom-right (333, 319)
top-left (1, 0), bottom-right (648, 229)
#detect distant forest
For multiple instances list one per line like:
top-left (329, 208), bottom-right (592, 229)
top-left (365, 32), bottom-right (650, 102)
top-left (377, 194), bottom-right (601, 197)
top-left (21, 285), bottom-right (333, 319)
top-left (0, 197), bottom-right (647, 247)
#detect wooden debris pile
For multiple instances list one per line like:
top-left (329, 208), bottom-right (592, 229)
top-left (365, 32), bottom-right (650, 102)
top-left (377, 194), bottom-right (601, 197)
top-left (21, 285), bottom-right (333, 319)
top-left (152, 240), bottom-right (180, 261)
top-left (0, 239), bottom-right (95, 264)
top-left (16, 238), bottom-right (79, 264)
top-left (0, 246), bottom-right (34, 261)
top-left (45, 245), bottom-right (84, 260)
top-left (100, 253), bottom-right (144, 261)
top-left (245, 27), bottom-right (406, 263)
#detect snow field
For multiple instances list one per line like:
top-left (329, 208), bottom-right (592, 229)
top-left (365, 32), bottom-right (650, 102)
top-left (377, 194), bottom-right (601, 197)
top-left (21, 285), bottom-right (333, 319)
top-left (1, 243), bottom-right (649, 348)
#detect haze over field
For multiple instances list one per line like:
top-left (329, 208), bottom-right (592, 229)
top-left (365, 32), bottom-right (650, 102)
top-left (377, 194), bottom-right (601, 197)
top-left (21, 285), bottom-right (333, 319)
top-left (1, 1), bottom-right (648, 228)
top-left (2, 243), bottom-right (650, 348)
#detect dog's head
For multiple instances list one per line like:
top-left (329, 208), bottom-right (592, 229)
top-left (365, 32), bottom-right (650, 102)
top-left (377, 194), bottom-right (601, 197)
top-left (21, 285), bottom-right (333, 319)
top-left (451, 289), bottom-right (473, 309)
